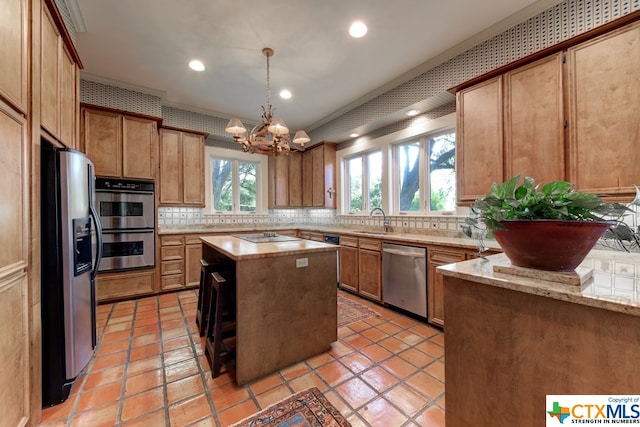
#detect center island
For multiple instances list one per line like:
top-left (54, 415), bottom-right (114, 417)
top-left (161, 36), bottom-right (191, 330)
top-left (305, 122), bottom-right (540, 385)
top-left (200, 234), bottom-right (338, 385)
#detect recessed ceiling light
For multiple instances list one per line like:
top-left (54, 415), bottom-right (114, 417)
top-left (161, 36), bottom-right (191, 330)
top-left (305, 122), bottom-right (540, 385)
top-left (188, 59), bottom-right (205, 71)
top-left (280, 89), bottom-right (292, 99)
top-left (349, 21), bottom-right (367, 38)
top-left (349, 133), bottom-right (359, 138)
top-left (406, 110), bottom-right (419, 116)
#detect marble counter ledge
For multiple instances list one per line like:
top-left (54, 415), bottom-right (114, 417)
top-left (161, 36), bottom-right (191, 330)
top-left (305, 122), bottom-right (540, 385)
top-left (437, 250), bottom-right (640, 317)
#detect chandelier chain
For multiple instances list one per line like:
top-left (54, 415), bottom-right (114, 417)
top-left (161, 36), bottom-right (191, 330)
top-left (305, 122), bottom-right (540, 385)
top-left (266, 51), bottom-right (271, 109)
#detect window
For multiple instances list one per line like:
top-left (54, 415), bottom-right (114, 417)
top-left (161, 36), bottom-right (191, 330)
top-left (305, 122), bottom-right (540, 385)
top-left (346, 151), bottom-right (382, 213)
top-left (395, 130), bottom-right (456, 213)
top-left (211, 157), bottom-right (259, 213)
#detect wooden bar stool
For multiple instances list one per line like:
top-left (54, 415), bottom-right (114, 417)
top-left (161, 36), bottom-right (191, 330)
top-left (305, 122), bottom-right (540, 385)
top-left (205, 271), bottom-right (237, 378)
top-left (195, 259), bottom-right (216, 337)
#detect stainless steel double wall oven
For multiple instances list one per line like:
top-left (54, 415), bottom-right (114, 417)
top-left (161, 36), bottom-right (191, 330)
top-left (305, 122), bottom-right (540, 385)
top-left (95, 178), bottom-right (156, 272)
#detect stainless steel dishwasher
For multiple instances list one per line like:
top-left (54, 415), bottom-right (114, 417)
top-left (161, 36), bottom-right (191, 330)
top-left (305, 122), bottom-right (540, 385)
top-left (382, 243), bottom-right (427, 318)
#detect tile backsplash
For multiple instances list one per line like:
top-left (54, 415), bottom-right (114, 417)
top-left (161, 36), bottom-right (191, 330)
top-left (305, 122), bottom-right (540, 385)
top-left (157, 207), bottom-right (467, 235)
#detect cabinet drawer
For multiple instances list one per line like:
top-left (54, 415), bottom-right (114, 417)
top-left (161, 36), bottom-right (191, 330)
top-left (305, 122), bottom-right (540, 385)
top-left (340, 236), bottom-right (358, 248)
top-left (308, 232), bottom-right (324, 242)
top-left (160, 235), bottom-right (184, 246)
top-left (161, 274), bottom-right (184, 290)
top-left (161, 246), bottom-right (183, 261)
top-left (185, 235), bottom-right (203, 245)
top-left (359, 238), bottom-right (381, 251)
top-left (96, 270), bottom-right (155, 302)
top-left (161, 260), bottom-right (184, 276)
top-left (429, 249), bottom-right (466, 264)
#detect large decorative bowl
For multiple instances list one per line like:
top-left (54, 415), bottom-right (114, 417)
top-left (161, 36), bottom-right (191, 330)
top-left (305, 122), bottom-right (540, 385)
top-left (492, 220), bottom-right (611, 272)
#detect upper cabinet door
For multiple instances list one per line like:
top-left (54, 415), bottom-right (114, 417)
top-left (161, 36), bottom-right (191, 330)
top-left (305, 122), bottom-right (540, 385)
top-left (159, 129), bottom-right (183, 204)
top-left (0, 0), bottom-right (28, 113)
top-left (59, 45), bottom-right (78, 148)
top-left (40, 6), bottom-right (61, 137)
top-left (567, 21), bottom-right (640, 199)
top-left (82, 108), bottom-right (122, 177)
top-left (122, 115), bottom-right (157, 180)
top-left (182, 132), bottom-right (204, 205)
top-left (504, 52), bottom-right (565, 184)
top-left (456, 76), bottom-right (504, 204)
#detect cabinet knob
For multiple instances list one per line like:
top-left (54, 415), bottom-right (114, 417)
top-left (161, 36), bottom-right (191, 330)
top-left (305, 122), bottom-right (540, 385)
top-left (327, 187), bottom-right (336, 199)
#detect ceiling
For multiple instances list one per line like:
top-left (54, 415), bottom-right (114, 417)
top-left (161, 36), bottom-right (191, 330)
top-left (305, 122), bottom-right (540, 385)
top-left (72, 0), bottom-right (560, 136)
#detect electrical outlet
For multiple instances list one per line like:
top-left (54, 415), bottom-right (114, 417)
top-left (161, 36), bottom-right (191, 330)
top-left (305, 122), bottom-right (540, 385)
top-left (296, 258), bottom-right (309, 268)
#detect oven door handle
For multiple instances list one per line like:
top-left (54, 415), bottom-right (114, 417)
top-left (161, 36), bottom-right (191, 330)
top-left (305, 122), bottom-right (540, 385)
top-left (101, 228), bottom-right (155, 234)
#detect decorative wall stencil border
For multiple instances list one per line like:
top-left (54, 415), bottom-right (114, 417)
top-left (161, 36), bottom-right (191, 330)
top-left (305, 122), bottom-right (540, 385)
top-left (80, 80), bottom-right (162, 117)
top-left (55, 0), bottom-right (76, 45)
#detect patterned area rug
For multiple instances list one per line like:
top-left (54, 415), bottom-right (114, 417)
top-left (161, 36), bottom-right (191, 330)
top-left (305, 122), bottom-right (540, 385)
top-left (230, 387), bottom-right (351, 427)
top-left (337, 294), bottom-right (380, 328)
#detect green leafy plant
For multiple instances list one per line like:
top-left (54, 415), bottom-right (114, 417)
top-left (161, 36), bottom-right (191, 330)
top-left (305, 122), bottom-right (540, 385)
top-left (462, 175), bottom-right (638, 253)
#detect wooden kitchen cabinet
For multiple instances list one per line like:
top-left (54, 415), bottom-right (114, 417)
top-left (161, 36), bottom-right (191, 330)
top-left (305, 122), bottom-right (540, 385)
top-left (427, 247), bottom-right (467, 328)
top-left (159, 127), bottom-right (206, 206)
top-left (81, 105), bottom-right (159, 179)
top-left (358, 238), bottom-right (382, 302)
top-left (0, 100), bottom-right (30, 427)
top-left (159, 234), bottom-right (207, 290)
top-left (96, 269), bottom-right (156, 302)
top-left (504, 52), bottom-right (565, 184)
top-left (302, 142), bottom-right (337, 208)
top-left (567, 20), bottom-right (640, 200)
top-left (41, 3), bottom-right (79, 147)
top-left (339, 236), bottom-right (359, 293)
top-left (0, 0), bottom-right (28, 113)
top-left (268, 151), bottom-right (302, 208)
top-left (339, 236), bottom-right (382, 301)
top-left (160, 235), bottom-right (185, 290)
top-left (456, 77), bottom-right (504, 204)
top-left (457, 53), bottom-right (565, 203)
top-left (184, 236), bottom-right (203, 288)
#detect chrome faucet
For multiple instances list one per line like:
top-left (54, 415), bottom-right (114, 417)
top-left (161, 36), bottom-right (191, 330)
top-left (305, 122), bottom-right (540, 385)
top-left (369, 207), bottom-right (389, 233)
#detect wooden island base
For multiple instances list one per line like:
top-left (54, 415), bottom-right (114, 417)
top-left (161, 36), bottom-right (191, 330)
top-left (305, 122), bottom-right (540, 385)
top-left (201, 236), bottom-right (338, 385)
top-left (443, 275), bottom-right (640, 426)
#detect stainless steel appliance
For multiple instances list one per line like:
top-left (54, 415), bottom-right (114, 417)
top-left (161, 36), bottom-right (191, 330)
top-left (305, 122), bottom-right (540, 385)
top-left (41, 143), bottom-right (103, 407)
top-left (95, 178), bottom-right (155, 272)
top-left (382, 243), bottom-right (427, 318)
top-left (323, 234), bottom-right (340, 286)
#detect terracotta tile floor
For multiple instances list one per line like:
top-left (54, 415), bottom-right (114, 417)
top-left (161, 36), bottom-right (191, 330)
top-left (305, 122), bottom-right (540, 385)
top-left (38, 289), bottom-right (445, 427)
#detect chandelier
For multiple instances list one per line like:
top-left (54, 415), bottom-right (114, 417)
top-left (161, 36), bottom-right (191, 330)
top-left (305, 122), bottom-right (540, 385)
top-left (225, 47), bottom-right (310, 156)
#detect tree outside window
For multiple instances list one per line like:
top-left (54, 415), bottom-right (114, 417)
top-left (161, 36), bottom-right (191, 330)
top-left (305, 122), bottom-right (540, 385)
top-left (396, 130), bottom-right (456, 213)
top-left (212, 158), bottom-right (257, 213)
top-left (347, 151), bottom-right (382, 213)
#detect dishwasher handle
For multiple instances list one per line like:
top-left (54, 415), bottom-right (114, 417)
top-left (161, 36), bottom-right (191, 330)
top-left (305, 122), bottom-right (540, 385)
top-left (382, 247), bottom-right (426, 258)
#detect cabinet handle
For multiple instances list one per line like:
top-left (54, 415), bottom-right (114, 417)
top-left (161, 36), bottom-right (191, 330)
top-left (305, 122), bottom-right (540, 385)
top-left (327, 187), bottom-right (335, 199)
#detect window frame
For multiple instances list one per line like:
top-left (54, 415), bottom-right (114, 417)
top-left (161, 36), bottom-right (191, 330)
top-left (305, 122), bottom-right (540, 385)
top-left (204, 146), bottom-right (268, 214)
top-left (344, 149), bottom-right (383, 214)
top-left (392, 127), bottom-right (457, 215)
top-left (336, 113), bottom-right (457, 216)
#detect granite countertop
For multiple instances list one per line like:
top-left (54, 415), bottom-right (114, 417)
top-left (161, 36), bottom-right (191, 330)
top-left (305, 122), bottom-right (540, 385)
top-left (437, 249), bottom-right (640, 317)
top-left (159, 225), bottom-right (502, 252)
top-left (200, 235), bottom-right (338, 261)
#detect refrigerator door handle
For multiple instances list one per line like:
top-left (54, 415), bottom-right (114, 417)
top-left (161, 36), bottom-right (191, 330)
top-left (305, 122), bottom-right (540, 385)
top-left (88, 164), bottom-right (103, 280)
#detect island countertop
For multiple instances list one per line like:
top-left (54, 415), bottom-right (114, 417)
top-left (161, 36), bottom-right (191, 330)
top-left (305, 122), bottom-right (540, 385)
top-left (200, 234), bottom-right (338, 261)
top-left (437, 249), bottom-right (640, 317)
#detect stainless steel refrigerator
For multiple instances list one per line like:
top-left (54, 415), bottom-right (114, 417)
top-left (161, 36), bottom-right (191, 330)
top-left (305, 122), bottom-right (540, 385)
top-left (41, 143), bottom-right (103, 407)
